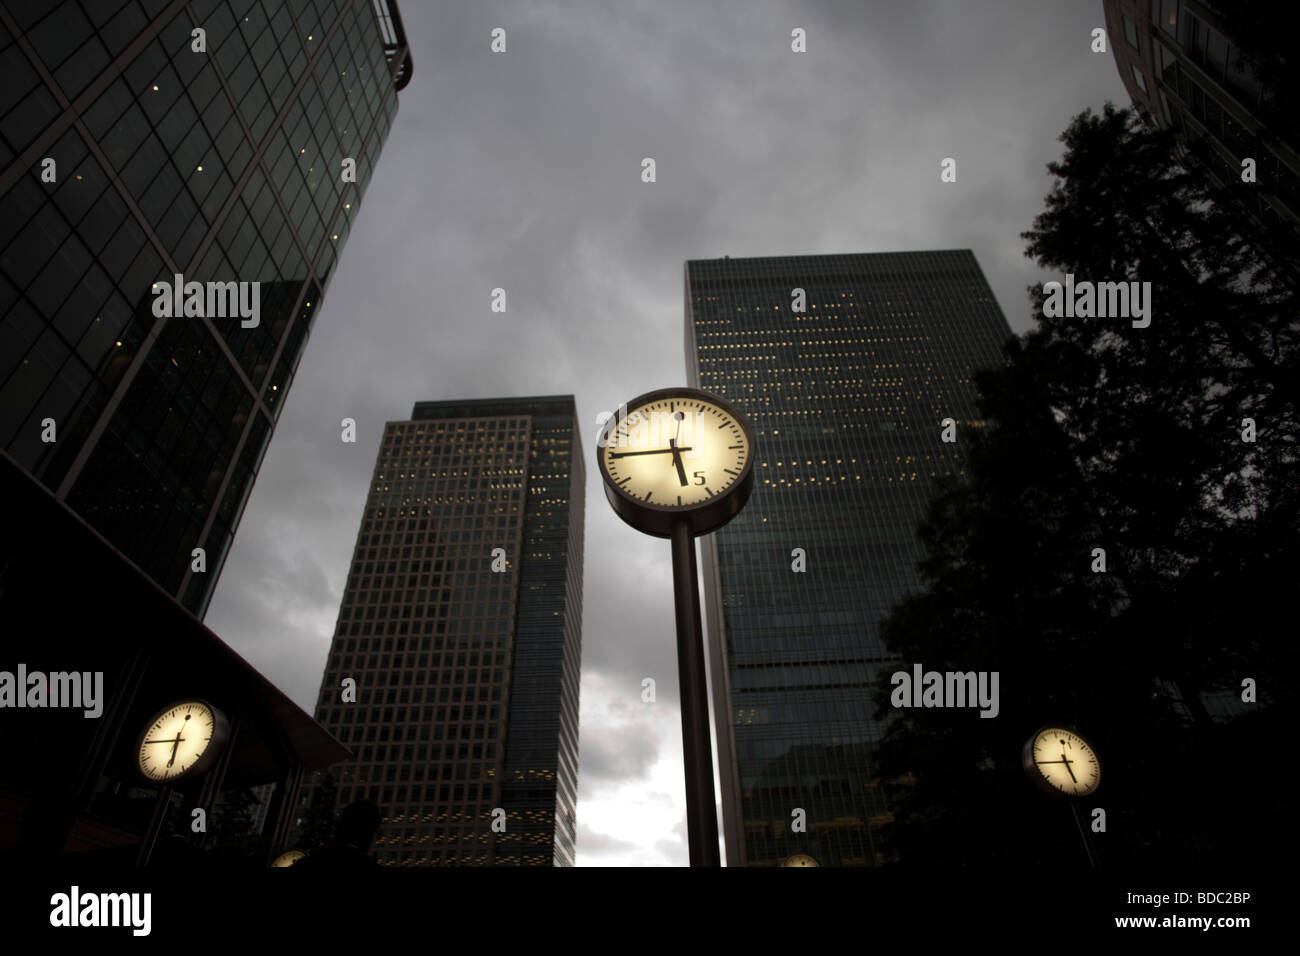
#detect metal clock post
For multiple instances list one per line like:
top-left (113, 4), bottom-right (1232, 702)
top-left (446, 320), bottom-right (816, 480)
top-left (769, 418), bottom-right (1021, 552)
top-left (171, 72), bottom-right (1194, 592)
top-left (134, 699), bottom-right (231, 866)
top-left (597, 387), bottom-right (756, 867)
top-left (1022, 724), bottom-right (1103, 867)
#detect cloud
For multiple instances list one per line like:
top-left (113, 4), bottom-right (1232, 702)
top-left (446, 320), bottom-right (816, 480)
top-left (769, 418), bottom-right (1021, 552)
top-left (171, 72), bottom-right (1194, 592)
top-left (577, 709), bottom-right (663, 789)
top-left (577, 821), bottom-right (640, 858)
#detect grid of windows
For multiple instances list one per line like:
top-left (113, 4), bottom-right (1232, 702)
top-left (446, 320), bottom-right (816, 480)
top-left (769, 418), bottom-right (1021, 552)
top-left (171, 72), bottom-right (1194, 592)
top-left (0, 0), bottom-right (404, 616)
top-left (685, 250), bottom-right (1014, 866)
top-left (497, 410), bottom-right (583, 867)
top-left (300, 398), bottom-right (584, 866)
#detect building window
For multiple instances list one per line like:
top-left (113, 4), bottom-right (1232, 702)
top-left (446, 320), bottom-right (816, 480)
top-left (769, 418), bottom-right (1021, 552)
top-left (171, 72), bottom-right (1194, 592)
top-left (1205, 27), bottom-right (1229, 83)
top-left (1123, 15), bottom-right (1139, 49)
top-left (1132, 65), bottom-right (1148, 93)
top-left (1155, 0), bottom-right (1178, 37)
top-left (1158, 41), bottom-right (1178, 82)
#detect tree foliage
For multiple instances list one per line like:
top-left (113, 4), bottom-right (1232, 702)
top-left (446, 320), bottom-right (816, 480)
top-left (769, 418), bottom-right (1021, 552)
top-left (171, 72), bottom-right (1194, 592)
top-left (873, 104), bottom-right (1295, 868)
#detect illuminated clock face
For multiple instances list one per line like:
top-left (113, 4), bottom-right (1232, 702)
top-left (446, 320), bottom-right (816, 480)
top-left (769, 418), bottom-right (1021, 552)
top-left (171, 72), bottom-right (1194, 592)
top-left (601, 395), bottom-right (751, 509)
top-left (782, 854), bottom-right (820, 867)
top-left (1027, 727), bottom-right (1101, 797)
top-left (137, 701), bottom-right (223, 782)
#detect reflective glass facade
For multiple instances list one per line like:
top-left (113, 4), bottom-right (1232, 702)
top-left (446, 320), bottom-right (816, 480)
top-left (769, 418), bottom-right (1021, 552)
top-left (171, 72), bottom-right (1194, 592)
top-left (301, 396), bottom-right (584, 866)
top-left (0, 0), bottom-right (406, 616)
top-left (685, 251), bottom-right (1013, 866)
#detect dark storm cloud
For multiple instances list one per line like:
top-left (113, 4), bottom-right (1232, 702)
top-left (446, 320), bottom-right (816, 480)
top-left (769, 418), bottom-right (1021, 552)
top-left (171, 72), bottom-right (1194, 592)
top-left (204, 1), bottom-right (1130, 863)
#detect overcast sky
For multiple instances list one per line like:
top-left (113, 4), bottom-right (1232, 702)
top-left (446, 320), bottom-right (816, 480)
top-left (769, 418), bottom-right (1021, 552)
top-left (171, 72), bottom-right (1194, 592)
top-left (204, 0), bottom-right (1130, 866)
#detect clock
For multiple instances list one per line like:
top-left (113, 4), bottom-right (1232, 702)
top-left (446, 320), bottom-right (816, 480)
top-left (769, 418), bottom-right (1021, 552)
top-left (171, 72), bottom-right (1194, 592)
top-left (135, 699), bottom-right (230, 783)
top-left (272, 849), bottom-right (308, 867)
top-left (597, 387), bottom-right (755, 537)
top-left (1022, 725), bottom-right (1101, 798)
top-left (781, 854), bottom-right (820, 867)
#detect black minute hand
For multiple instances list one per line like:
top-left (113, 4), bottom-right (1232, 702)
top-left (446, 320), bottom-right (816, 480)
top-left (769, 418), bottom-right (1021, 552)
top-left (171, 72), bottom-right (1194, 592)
top-left (609, 446), bottom-right (693, 458)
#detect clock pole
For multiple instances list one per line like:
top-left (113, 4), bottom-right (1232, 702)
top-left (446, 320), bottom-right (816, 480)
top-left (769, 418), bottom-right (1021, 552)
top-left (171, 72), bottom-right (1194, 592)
top-left (135, 784), bottom-right (173, 867)
top-left (1070, 802), bottom-right (1100, 868)
top-left (670, 516), bottom-right (720, 867)
top-left (597, 387), bottom-right (755, 867)
top-left (1023, 726), bottom-right (1103, 869)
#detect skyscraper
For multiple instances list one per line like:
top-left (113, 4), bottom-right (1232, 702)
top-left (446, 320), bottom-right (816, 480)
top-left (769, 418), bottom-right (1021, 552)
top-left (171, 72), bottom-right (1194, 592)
top-left (0, 0), bottom-right (411, 616)
top-left (301, 396), bottom-right (585, 866)
top-left (1103, 0), bottom-right (1298, 230)
top-left (684, 250), bottom-right (1013, 866)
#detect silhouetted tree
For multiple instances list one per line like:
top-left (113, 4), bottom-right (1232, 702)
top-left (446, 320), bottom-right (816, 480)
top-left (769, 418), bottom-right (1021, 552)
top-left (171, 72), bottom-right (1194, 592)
top-left (873, 104), bottom-right (1295, 869)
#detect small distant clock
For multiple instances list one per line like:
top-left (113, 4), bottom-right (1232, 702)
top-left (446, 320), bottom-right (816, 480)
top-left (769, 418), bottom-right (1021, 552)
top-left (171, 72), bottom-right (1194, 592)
top-left (1022, 725), bottom-right (1101, 798)
top-left (597, 387), bottom-right (755, 538)
top-left (272, 849), bottom-right (308, 867)
top-left (781, 854), bottom-right (820, 867)
top-left (136, 699), bottom-right (230, 783)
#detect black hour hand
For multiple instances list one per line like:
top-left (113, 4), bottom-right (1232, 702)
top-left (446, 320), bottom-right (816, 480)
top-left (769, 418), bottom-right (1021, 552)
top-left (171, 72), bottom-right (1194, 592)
top-left (670, 439), bottom-right (688, 486)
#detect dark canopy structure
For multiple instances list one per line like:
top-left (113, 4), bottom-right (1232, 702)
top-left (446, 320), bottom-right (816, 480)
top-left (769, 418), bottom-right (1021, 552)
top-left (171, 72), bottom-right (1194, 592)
top-left (0, 450), bottom-right (349, 865)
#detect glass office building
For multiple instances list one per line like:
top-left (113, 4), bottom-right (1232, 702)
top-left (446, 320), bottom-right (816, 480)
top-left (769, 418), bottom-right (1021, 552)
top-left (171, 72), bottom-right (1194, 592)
top-left (0, 0), bottom-right (410, 617)
top-left (300, 396), bottom-right (585, 866)
top-left (685, 250), bottom-right (1013, 866)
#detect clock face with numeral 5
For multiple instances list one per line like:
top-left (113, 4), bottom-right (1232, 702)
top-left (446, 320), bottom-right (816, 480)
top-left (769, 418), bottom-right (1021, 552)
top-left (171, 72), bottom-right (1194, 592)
top-left (597, 387), bottom-right (755, 538)
top-left (1022, 726), bottom-right (1101, 798)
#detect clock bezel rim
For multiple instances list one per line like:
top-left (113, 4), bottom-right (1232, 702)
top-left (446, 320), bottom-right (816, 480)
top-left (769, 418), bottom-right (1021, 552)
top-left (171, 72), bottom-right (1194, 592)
top-left (596, 386), bottom-right (755, 538)
top-left (1021, 724), bottom-right (1102, 799)
top-left (135, 698), bottom-right (230, 785)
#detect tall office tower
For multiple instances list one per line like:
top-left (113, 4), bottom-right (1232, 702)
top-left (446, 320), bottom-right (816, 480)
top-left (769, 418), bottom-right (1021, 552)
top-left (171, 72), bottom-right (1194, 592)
top-left (1103, 0), bottom-right (1298, 230)
top-left (0, 0), bottom-right (411, 616)
top-left (685, 250), bottom-right (1014, 866)
top-left (302, 397), bottom-right (585, 867)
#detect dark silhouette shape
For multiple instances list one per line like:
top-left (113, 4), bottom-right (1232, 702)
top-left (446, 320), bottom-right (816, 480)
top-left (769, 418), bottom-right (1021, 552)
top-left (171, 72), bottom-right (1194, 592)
top-left (292, 800), bottom-right (382, 869)
top-left (871, 104), bottom-right (1292, 869)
